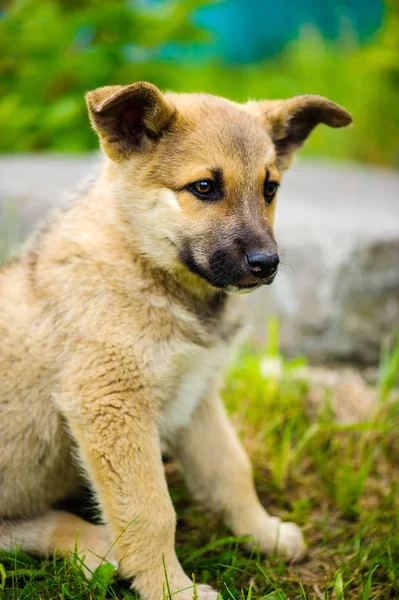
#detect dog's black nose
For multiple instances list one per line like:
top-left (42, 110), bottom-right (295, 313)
top-left (245, 251), bottom-right (279, 279)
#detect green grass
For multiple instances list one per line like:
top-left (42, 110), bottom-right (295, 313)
top-left (1, 328), bottom-right (398, 599)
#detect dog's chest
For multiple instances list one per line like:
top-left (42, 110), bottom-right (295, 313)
top-left (158, 341), bottom-right (229, 441)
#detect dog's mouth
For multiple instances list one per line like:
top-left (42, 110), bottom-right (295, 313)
top-left (236, 270), bottom-right (277, 288)
top-left (179, 242), bottom-right (278, 292)
top-left (237, 281), bottom-right (260, 289)
top-left (229, 272), bottom-right (277, 293)
top-left (181, 256), bottom-right (277, 292)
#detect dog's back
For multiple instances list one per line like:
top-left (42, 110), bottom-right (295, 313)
top-left (0, 242), bottom-right (84, 518)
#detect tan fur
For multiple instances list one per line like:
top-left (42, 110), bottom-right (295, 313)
top-left (0, 83), bottom-right (351, 600)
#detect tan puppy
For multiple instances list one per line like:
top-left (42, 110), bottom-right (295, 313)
top-left (0, 83), bottom-right (351, 600)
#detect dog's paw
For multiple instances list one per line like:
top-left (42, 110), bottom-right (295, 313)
top-left (194, 584), bottom-right (219, 600)
top-left (272, 518), bottom-right (307, 561)
top-left (174, 583), bottom-right (219, 600)
top-left (133, 567), bottom-right (219, 600)
top-left (246, 515), bottom-right (306, 561)
top-left (79, 549), bottom-right (119, 579)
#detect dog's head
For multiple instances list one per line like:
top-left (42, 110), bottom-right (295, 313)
top-left (86, 83), bottom-right (351, 293)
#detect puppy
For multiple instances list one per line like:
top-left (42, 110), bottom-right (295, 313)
top-left (0, 83), bottom-right (351, 599)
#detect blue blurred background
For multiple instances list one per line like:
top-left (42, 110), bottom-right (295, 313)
top-left (0, 0), bottom-right (398, 165)
top-left (162, 0), bottom-right (384, 63)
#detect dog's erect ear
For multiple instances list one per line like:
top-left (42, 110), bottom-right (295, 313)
top-left (246, 95), bottom-right (352, 169)
top-left (86, 82), bottom-right (176, 161)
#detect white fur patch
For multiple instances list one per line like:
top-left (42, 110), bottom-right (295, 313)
top-left (159, 343), bottom-right (228, 440)
top-left (160, 189), bottom-right (181, 212)
top-left (264, 144), bottom-right (277, 164)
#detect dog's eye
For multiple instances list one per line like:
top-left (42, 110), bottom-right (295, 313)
top-left (188, 180), bottom-right (219, 200)
top-left (264, 181), bottom-right (279, 204)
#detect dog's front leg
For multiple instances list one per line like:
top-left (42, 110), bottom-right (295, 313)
top-left (59, 357), bottom-right (217, 600)
top-left (175, 390), bottom-right (306, 561)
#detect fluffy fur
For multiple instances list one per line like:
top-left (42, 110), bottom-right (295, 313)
top-left (0, 83), bottom-right (351, 600)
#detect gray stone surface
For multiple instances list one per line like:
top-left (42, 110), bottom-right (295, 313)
top-left (0, 154), bottom-right (99, 247)
top-left (1, 154), bottom-right (398, 364)
top-left (250, 160), bottom-right (399, 363)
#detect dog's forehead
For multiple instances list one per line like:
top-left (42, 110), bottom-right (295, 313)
top-left (166, 93), bottom-right (275, 168)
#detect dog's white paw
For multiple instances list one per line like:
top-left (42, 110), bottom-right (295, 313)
top-left (79, 549), bottom-right (119, 579)
top-left (193, 584), bottom-right (219, 600)
top-left (134, 567), bottom-right (219, 600)
top-left (245, 514), bottom-right (306, 561)
top-left (178, 584), bottom-right (218, 600)
top-left (171, 583), bottom-right (219, 600)
top-left (272, 518), bottom-right (307, 561)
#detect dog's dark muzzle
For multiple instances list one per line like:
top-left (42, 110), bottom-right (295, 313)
top-left (206, 247), bottom-right (279, 289)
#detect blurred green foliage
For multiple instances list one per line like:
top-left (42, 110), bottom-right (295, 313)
top-left (1, 0), bottom-right (398, 166)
